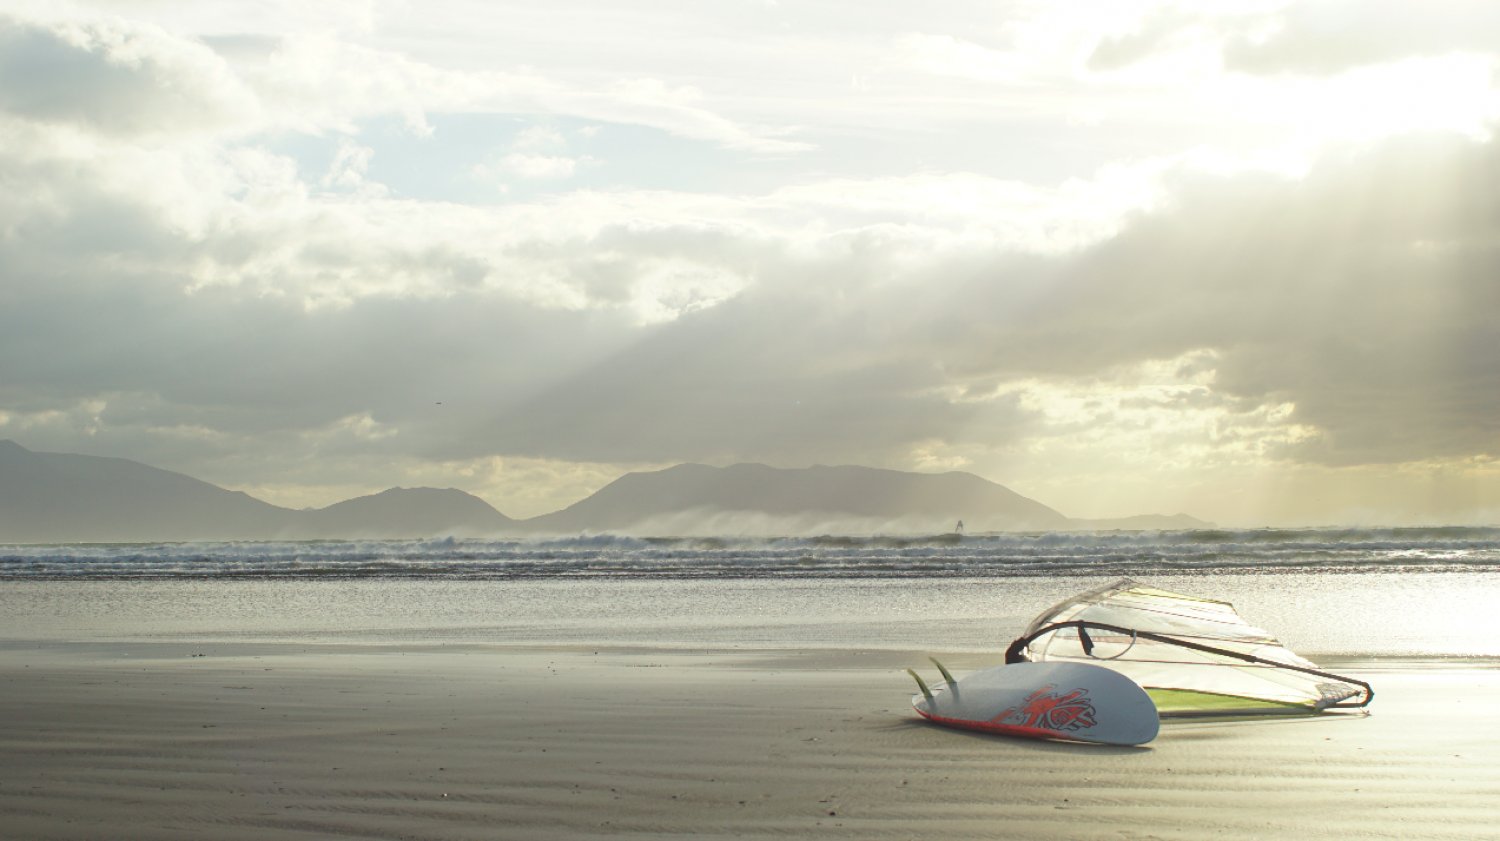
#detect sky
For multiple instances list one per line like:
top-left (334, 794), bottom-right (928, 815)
top-left (2, 0), bottom-right (1499, 527)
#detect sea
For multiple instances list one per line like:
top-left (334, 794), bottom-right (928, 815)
top-left (2, 528), bottom-right (1498, 659)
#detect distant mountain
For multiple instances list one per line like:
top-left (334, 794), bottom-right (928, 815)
top-left (0, 440), bottom-right (511, 542)
top-left (1068, 513), bottom-right (1215, 531)
top-left (519, 462), bottom-right (1072, 534)
top-left (0, 439), bottom-right (291, 542)
top-left (299, 487), bottom-right (513, 538)
top-left (0, 440), bottom-right (1210, 542)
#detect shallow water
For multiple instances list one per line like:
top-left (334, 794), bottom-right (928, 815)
top-left (2, 571), bottom-right (1497, 659)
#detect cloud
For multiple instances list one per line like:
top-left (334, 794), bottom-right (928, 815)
top-left (511, 124), bottom-right (567, 151)
top-left (486, 276), bottom-right (1042, 465)
top-left (470, 131), bottom-right (1500, 474)
top-left (1086, 2), bottom-right (1500, 78)
top-left (0, 13), bottom-right (260, 136)
top-left (470, 122), bottom-right (595, 187)
top-left (4, 3), bottom-right (1500, 526)
top-left (500, 153), bottom-right (580, 179)
top-left (241, 34), bottom-right (814, 152)
top-left (1086, 8), bottom-right (1213, 74)
top-left (319, 138), bottom-right (387, 196)
top-left (897, 33), bottom-right (1023, 83)
top-left (0, 10), bottom-right (814, 154)
top-left (1223, 0), bottom-right (1500, 76)
top-left (8, 105), bottom-right (1500, 488)
top-left (563, 78), bottom-right (812, 154)
top-left (968, 133), bottom-right (1500, 467)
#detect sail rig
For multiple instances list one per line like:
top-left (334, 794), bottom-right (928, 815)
top-left (1004, 579), bottom-right (1373, 717)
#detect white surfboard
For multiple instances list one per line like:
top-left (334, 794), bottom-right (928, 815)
top-left (909, 660), bottom-right (1159, 746)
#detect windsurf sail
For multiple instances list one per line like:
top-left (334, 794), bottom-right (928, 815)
top-left (1004, 579), bottom-right (1373, 717)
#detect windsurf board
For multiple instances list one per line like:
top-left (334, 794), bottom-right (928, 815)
top-left (910, 660), bottom-right (1159, 746)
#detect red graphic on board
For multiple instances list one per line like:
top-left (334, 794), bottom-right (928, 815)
top-left (993, 684), bottom-right (1097, 731)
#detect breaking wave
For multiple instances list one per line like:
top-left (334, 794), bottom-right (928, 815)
top-left (2, 527), bottom-right (1498, 580)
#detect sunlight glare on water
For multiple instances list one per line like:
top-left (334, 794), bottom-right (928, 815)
top-left (1, 571), bottom-right (1496, 658)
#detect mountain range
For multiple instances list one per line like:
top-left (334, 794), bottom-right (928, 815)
top-left (0, 440), bottom-right (1208, 542)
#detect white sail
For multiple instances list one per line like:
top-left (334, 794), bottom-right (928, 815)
top-left (1007, 579), bottom-right (1371, 716)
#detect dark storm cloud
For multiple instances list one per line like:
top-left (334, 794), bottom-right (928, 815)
top-left (964, 134), bottom-right (1500, 466)
top-left (484, 133), bottom-right (1500, 471)
top-left (0, 252), bottom-right (630, 443)
top-left (488, 275), bottom-right (1039, 465)
top-left (12, 130), bottom-right (1497, 475)
top-left (0, 164), bottom-right (638, 480)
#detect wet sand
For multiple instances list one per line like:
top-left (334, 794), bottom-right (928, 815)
top-left (1, 644), bottom-right (1496, 840)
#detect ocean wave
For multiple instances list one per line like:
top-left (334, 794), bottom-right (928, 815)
top-left (1, 527), bottom-right (1498, 580)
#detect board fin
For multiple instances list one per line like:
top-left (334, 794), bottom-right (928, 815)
top-left (930, 657), bottom-right (959, 692)
top-left (906, 669), bottom-right (934, 702)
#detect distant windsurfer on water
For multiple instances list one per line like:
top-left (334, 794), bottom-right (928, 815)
top-left (955, 519), bottom-right (964, 534)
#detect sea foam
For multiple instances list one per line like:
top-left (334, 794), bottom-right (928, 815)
top-left (2, 527), bottom-right (1497, 579)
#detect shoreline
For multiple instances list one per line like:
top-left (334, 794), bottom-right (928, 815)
top-left (5, 635), bottom-right (1499, 666)
top-left (7, 572), bottom-right (1499, 661)
top-left (3, 641), bottom-right (1497, 840)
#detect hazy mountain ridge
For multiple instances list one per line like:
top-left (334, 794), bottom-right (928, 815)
top-left (1070, 513), bottom-right (1214, 530)
top-left (0, 441), bottom-right (511, 542)
top-left (0, 439), bottom-right (289, 542)
top-left (300, 487), bottom-right (515, 539)
top-left (0, 440), bottom-right (1209, 542)
top-left (519, 462), bottom-right (1073, 535)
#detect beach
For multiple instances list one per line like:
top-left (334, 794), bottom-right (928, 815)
top-left (7, 0), bottom-right (1500, 836)
top-left (2, 639), bottom-right (1497, 840)
top-left (2, 563), bottom-right (1499, 840)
